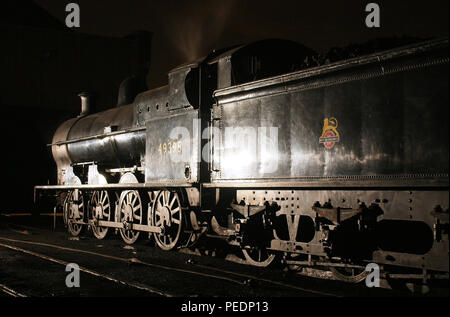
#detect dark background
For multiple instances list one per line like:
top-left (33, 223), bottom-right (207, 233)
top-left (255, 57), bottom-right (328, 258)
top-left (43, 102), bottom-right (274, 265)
top-left (0, 0), bottom-right (448, 212)
top-left (35, 0), bottom-right (449, 89)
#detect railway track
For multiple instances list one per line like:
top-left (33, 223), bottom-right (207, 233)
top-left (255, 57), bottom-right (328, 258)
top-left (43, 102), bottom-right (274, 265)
top-left (0, 234), bottom-right (340, 297)
top-left (0, 239), bottom-right (174, 297)
top-left (0, 282), bottom-right (27, 297)
top-left (1, 216), bottom-right (443, 297)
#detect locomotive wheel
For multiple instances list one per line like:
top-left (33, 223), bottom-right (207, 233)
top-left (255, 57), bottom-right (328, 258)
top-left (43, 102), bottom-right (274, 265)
top-left (330, 266), bottom-right (369, 283)
top-left (64, 190), bottom-right (85, 237)
top-left (89, 190), bottom-right (112, 240)
top-left (150, 190), bottom-right (184, 251)
top-left (117, 190), bottom-right (143, 244)
top-left (242, 247), bottom-right (277, 267)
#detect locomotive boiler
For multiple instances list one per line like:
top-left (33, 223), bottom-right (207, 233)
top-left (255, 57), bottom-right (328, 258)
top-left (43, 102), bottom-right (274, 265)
top-left (36, 38), bottom-right (449, 285)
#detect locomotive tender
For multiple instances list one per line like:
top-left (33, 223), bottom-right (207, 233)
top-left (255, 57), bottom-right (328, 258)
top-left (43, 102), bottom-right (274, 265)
top-left (36, 38), bottom-right (449, 283)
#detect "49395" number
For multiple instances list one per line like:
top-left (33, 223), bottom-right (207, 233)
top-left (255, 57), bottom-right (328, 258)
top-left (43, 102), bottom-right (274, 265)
top-left (158, 141), bottom-right (182, 154)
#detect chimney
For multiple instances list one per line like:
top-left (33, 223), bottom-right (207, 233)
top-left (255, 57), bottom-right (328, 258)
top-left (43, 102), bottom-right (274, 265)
top-left (78, 92), bottom-right (91, 117)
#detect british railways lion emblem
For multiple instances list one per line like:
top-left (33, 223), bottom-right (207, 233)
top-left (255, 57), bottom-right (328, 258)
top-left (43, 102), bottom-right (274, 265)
top-left (319, 117), bottom-right (340, 149)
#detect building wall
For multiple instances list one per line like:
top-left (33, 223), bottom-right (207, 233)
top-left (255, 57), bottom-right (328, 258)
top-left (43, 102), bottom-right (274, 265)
top-left (0, 23), bottom-right (151, 211)
top-left (1, 24), bottom-right (151, 113)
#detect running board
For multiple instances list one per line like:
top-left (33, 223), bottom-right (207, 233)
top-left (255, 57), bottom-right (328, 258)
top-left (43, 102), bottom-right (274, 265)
top-left (35, 183), bottom-right (194, 190)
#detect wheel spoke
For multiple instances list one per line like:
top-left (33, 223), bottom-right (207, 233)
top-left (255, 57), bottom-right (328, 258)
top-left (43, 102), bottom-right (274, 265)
top-left (162, 192), bottom-right (167, 206)
top-left (157, 199), bottom-right (162, 210)
top-left (101, 192), bottom-right (107, 205)
top-left (169, 196), bottom-right (177, 209)
top-left (126, 192), bottom-right (131, 205)
top-left (171, 207), bottom-right (180, 216)
top-left (172, 218), bottom-right (180, 225)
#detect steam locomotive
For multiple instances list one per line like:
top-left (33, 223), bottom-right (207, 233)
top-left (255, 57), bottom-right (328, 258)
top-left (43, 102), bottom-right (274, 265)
top-left (36, 38), bottom-right (449, 284)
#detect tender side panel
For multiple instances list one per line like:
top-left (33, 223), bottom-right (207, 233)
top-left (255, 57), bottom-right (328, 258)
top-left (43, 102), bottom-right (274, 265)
top-left (212, 48), bottom-right (449, 184)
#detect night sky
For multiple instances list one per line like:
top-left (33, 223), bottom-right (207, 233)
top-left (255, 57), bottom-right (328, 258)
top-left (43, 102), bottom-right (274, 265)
top-left (35, 0), bottom-right (448, 89)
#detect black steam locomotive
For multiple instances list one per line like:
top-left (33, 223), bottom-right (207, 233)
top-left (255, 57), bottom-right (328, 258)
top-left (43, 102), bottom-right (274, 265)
top-left (36, 38), bottom-right (449, 284)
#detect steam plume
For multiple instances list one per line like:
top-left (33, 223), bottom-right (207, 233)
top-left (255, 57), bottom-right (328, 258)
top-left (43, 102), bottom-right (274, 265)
top-left (164, 0), bottom-right (236, 62)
